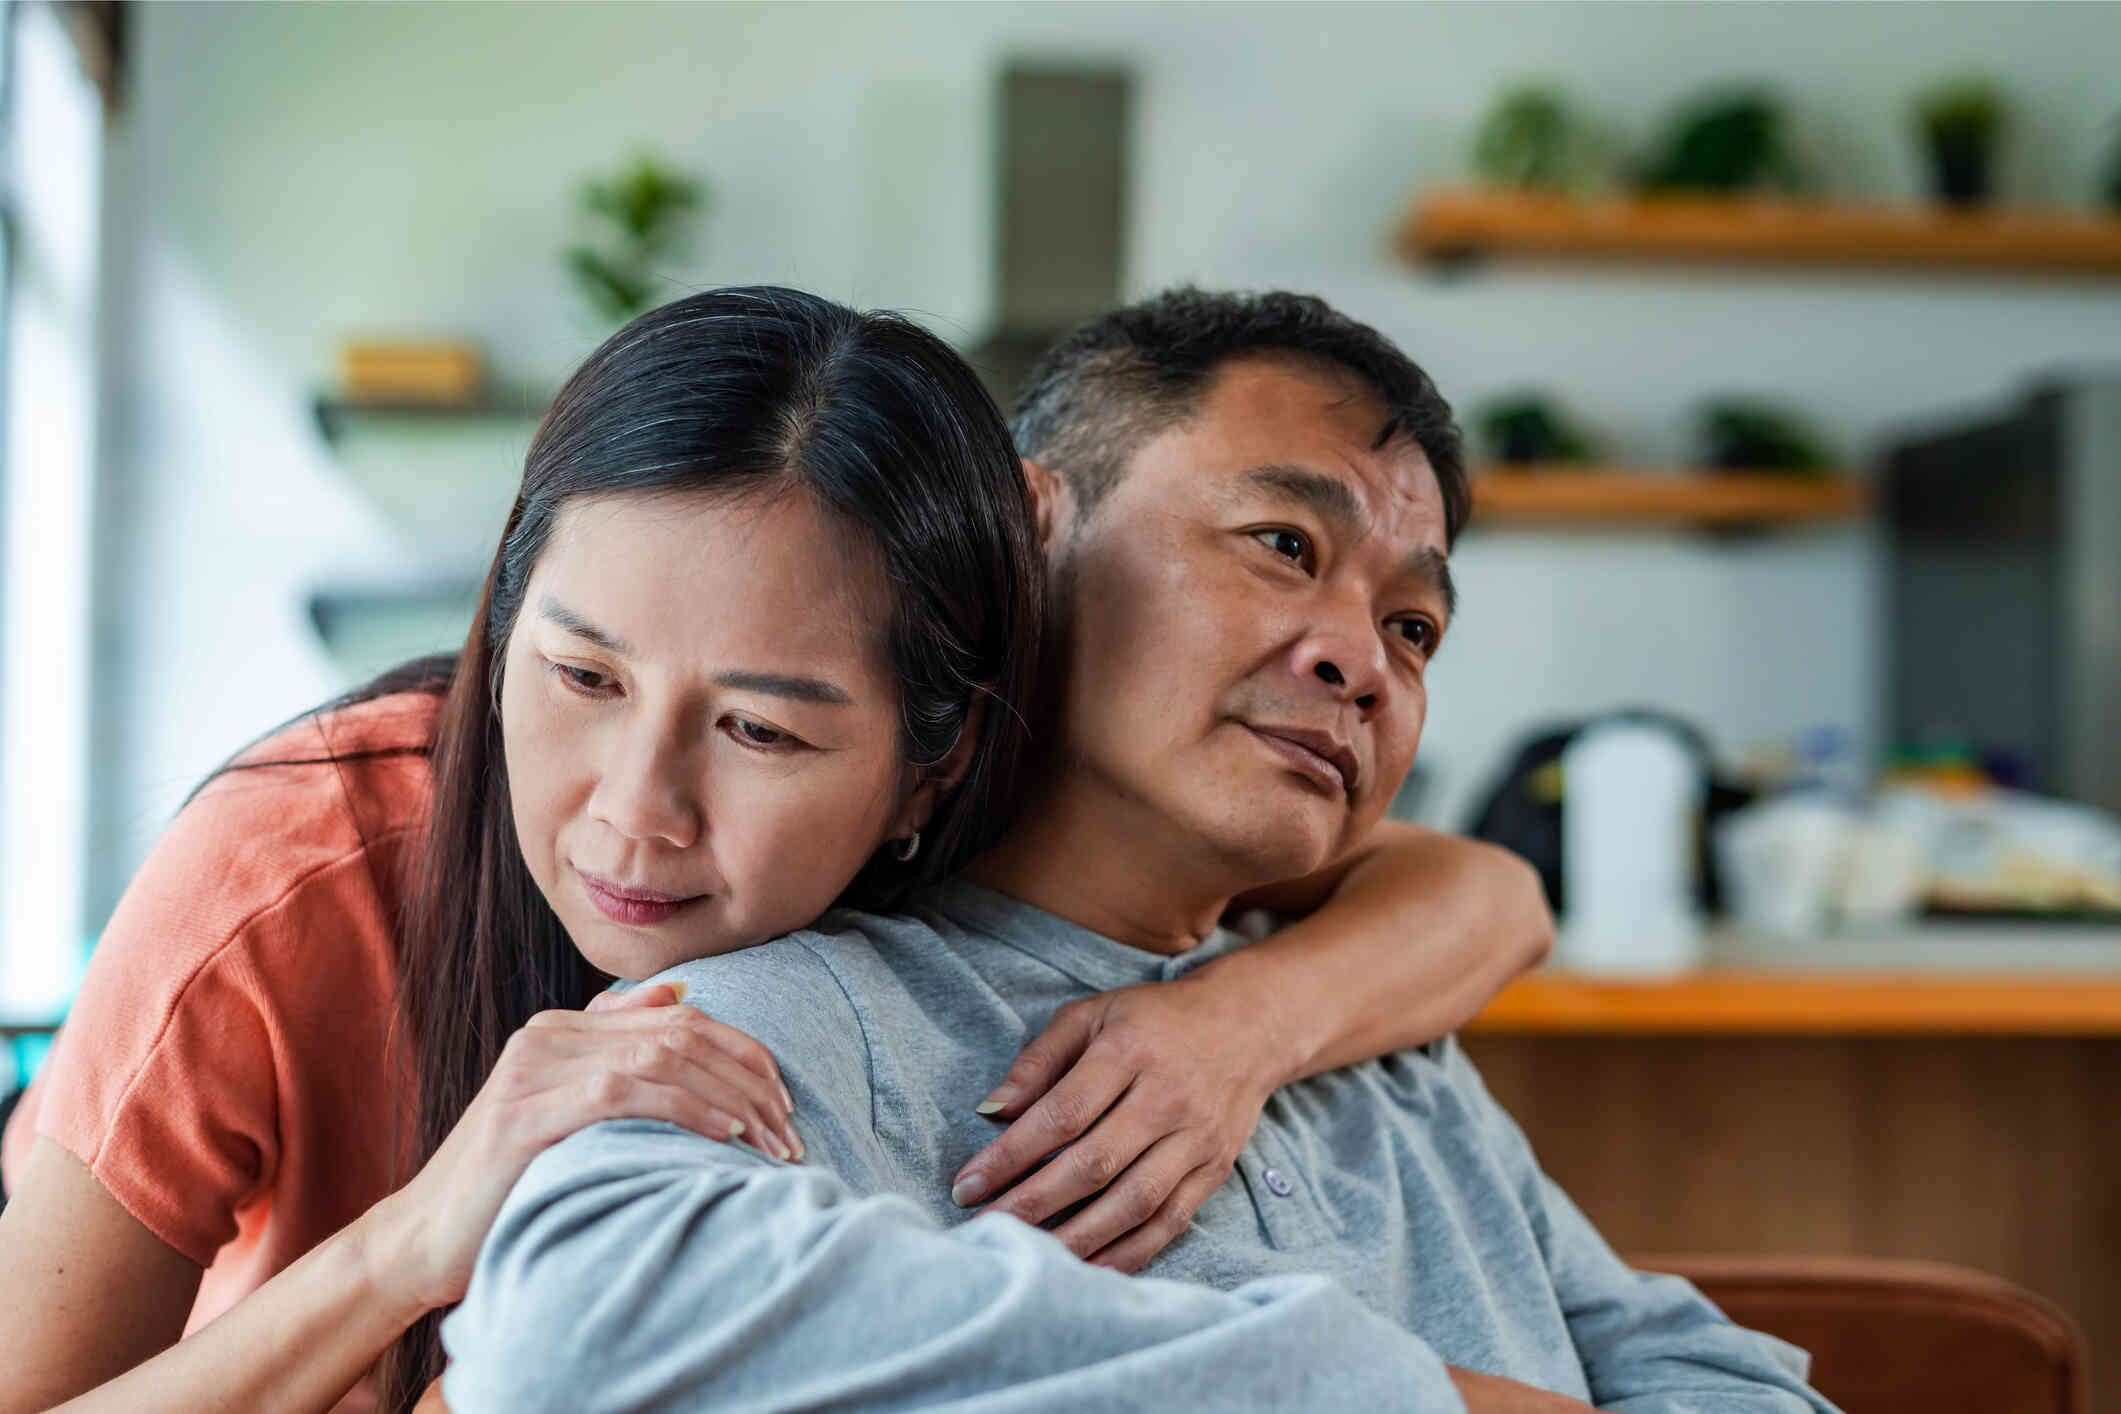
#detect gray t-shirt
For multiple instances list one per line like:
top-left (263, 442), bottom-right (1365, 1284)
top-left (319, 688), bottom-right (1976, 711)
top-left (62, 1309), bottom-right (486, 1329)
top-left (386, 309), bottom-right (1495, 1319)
top-left (442, 881), bottom-right (1833, 1413)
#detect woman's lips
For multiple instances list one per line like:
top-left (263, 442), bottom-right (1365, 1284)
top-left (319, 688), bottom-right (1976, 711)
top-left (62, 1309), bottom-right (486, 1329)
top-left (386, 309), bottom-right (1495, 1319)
top-left (577, 869), bottom-right (705, 926)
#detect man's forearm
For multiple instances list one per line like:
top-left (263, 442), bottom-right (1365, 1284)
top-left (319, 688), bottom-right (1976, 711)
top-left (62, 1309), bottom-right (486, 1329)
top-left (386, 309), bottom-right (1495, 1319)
top-left (1211, 824), bottom-right (1552, 1083)
top-left (444, 1119), bottom-right (1467, 1414)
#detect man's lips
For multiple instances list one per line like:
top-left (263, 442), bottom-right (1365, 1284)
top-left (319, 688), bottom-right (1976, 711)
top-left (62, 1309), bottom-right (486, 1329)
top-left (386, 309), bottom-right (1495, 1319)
top-left (576, 868), bottom-right (707, 926)
top-left (1245, 725), bottom-right (1360, 795)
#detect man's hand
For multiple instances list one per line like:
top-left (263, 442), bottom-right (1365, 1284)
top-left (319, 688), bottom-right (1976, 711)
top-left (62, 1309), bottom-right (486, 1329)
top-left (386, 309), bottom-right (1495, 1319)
top-left (948, 977), bottom-right (1279, 1272)
top-left (1450, 1367), bottom-right (1598, 1411)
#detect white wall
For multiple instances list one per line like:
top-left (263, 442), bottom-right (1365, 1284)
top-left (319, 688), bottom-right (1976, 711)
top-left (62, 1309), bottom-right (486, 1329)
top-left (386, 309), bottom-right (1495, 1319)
top-left (89, 1), bottom-right (2121, 920)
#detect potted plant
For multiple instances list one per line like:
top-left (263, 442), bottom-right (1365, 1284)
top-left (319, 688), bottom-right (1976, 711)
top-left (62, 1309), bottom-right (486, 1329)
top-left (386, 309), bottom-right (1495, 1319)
top-left (1915, 78), bottom-right (2006, 207)
top-left (1635, 88), bottom-right (1804, 195)
top-left (1472, 86), bottom-right (1601, 192)
top-left (1695, 400), bottom-right (1832, 474)
top-left (1476, 393), bottom-right (1595, 465)
top-left (566, 153), bottom-right (707, 324)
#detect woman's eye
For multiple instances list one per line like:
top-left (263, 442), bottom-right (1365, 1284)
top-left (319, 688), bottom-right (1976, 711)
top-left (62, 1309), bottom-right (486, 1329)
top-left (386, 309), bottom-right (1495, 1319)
top-left (727, 717), bottom-right (789, 749)
top-left (1253, 528), bottom-right (1310, 565)
top-left (554, 663), bottom-right (614, 695)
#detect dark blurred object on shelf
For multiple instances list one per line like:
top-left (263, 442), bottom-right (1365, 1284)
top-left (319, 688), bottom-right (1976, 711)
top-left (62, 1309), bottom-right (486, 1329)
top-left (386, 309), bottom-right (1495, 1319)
top-left (1883, 377), bottom-right (2121, 817)
top-left (1696, 399), bottom-right (1833, 472)
top-left (1466, 711), bottom-right (1755, 916)
top-left (968, 64), bottom-right (1133, 409)
top-left (2104, 115), bottom-right (2121, 210)
top-left (1636, 88), bottom-right (1803, 195)
top-left (1476, 393), bottom-right (1595, 464)
top-left (1915, 77), bottom-right (2008, 207)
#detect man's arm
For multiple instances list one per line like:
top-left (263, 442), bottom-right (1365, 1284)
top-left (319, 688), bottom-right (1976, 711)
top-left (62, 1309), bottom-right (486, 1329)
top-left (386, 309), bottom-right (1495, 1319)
top-left (441, 1119), bottom-right (1466, 1414)
top-left (1443, 1046), bottom-right (1839, 1414)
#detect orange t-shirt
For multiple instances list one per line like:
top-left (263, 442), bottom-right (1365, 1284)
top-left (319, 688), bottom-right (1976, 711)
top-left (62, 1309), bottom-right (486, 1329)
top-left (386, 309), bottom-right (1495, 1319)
top-left (1, 691), bottom-right (440, 1412)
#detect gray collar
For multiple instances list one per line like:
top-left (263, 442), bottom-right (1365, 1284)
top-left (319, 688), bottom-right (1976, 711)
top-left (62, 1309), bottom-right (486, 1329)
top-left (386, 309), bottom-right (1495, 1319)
top-left (921, 879), bottom-right (1251, 992)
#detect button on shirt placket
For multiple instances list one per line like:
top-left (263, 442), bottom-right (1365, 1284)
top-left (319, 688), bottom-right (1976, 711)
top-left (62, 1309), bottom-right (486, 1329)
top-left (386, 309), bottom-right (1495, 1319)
top-left (1236, 1127), bottom-right (1338, 1251)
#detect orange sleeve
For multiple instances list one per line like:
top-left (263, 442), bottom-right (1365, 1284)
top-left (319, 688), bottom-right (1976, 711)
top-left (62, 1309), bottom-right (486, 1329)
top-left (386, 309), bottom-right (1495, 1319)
top-left (33, 855), bottom-right (291, 1266)
top-left (29, 728), bottom-right (398, 1267)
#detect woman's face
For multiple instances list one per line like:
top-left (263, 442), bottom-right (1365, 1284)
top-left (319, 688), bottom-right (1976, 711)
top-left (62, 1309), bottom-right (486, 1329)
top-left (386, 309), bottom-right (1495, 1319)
top-left (500, 488), bottom-right (922, 980)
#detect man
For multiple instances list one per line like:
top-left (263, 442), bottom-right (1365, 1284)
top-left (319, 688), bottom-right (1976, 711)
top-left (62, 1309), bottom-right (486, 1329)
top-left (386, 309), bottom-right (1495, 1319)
top-left (440, 290), bottom-right (1833, 1413)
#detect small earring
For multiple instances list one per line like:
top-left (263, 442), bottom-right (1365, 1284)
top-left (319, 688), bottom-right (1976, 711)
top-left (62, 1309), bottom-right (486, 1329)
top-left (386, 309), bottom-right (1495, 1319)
top-left (893, 831), bottom-right (921, 863)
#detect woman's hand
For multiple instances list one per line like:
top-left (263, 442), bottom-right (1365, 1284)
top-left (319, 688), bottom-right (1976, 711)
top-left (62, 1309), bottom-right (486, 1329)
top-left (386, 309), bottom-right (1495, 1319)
top-left (948, 976), bottom-right (1283, 1274)
top-left (363, 983), bottom-right (800, 1317)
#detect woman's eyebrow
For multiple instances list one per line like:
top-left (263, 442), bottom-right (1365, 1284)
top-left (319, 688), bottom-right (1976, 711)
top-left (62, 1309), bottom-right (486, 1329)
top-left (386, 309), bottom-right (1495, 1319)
top-left (712, 671), bottom-right (853, 706)
top-left (539, 596), bottom-right (630, 655)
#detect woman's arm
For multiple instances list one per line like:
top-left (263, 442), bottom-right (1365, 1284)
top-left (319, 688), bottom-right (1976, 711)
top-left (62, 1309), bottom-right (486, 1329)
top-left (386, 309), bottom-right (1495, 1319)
top-left (1213, 819), bottom-right (1554, 1078)
top-left (0, 1137), bottom-right (417, 1414)
top-left (0, 985), bottom-right (800, 1414)
top-left (951, 822), bottom-right (1552, 1271)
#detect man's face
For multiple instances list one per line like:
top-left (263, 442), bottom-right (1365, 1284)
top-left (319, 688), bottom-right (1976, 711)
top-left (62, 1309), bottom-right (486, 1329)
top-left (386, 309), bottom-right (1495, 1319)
top-left (1046, 357), bottom-right (1452, 886)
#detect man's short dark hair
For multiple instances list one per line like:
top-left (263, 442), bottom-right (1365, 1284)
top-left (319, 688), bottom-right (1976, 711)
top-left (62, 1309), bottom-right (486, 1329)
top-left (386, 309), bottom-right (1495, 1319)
top-left (1010, 287), bottom-right (1470, 545)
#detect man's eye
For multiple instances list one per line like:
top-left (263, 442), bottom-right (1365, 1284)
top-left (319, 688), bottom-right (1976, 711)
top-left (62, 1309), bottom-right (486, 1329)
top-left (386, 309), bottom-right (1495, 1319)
top-left (727, 717), bottom-right (789, 749)
top-left (1390, 618), bottom-right (1435, 652)
top-left (554, 663), bottom-right (614, 694)
top-left (1253, 528), bottom-right (1310, 565)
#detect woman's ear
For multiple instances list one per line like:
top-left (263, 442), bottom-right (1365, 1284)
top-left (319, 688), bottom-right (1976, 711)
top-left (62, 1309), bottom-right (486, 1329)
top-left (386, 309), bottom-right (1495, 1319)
top-left (1020, 458), bottom-right (1072, 552)
top-left (887, 698), bottom-right (987, 843)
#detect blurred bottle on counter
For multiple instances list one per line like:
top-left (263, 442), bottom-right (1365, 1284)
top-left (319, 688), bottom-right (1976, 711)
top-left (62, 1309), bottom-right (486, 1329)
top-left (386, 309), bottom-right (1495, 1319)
top-left (1559, 718), bottom-right (1706, 972)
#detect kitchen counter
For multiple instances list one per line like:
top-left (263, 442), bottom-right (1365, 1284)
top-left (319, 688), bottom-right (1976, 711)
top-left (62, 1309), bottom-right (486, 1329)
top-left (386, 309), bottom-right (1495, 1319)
top-left (1469, 920), bottom-right (2121, 1035)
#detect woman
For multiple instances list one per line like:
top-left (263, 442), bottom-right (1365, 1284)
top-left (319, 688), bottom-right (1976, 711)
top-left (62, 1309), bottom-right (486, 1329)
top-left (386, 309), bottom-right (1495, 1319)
top-left (0, 288), bottom-right (1548, 1414)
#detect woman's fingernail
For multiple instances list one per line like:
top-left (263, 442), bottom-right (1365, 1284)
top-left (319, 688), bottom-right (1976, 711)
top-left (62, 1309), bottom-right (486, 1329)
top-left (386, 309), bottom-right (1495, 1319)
top-left (781, 1086), bottom-right (795, 1114)
top-left (727, 1119), bottom-right (746, 1138)
top-left (951, 1173), bottom-right (988, 1207)
top-left (976, 1084), bottom-right (1016, 1114)
top-left (975, 1101), bottom-right (1006, 1116)
top-left (766, 1132), bottom-right (791, 1161)
top-left (790, 1134), bottom-right (806, 1162)
top-left (666, 980), bottom-right (687, 1003)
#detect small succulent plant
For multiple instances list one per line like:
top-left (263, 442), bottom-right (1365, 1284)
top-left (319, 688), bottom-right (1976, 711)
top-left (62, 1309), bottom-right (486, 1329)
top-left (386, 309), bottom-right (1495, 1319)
top-left (566, 153), bottom-right (707, 323)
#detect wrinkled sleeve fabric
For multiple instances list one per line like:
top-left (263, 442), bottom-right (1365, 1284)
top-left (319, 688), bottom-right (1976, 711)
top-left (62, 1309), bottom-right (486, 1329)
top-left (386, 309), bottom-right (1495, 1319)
top-left (442, 1120), bottom-right (1465, 1414)
top-left (1440, 1043), bottom-right (1840, 1414)
top-left (443, 926), bottom-right (1467, 1414)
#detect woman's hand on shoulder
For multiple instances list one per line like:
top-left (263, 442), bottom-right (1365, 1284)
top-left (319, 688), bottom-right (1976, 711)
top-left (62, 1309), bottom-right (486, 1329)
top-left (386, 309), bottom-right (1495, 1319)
top-left (947, 977), bottom-right (1279, 1274)
top-left (365, 983), bottom-right (800, 1316)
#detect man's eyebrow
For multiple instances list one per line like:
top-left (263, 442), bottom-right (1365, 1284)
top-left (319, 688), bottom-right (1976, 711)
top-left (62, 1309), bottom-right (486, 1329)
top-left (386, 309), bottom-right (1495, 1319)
top-left (538, 596), bottom-right (630, 656)
top-left (1243, 465), bottom-right (1366, 536)
top-left (1402, 546), bottom-right (1459, 621)
top-left (712, 671), bottom-right (853, 706)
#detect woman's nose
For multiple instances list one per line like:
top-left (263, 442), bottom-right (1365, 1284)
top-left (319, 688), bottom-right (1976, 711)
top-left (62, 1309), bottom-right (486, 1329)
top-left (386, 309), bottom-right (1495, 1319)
top-left (587, 724), bottom-right (702, 849)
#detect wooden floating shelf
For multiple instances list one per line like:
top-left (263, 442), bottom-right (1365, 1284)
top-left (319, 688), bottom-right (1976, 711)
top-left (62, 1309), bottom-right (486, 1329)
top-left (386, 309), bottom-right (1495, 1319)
top-left (1401, 186), bottom-right (2121, 275)
top-left (311, 395), bottom-right (544, 446)
top-left (1471, 469), bottom-right (1870, 526)
top-left (1468, 969), bottom-right (2121, 1037)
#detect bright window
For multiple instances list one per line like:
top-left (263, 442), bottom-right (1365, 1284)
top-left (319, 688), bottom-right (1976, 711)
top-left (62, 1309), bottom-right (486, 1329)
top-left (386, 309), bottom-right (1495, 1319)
top-left (0, 0), bottom-right (101, 1022)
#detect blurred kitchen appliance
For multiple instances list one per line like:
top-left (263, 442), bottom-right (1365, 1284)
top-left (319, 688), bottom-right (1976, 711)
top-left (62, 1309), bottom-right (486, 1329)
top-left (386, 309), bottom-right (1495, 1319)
top-left (1883, 378), bottom-right (2121, 816)
top-left (966, 64), bottom-right (1133, 407)
top-left (1559, 718), bottom-right (1707, 972)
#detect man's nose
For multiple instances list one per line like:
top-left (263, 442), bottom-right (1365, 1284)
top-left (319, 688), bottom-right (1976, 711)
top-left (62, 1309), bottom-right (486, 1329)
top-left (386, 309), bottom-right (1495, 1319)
top-left (587, 719), bottom-right (703, 849)
top-left (1291, 603), bottom-right (1389, 716)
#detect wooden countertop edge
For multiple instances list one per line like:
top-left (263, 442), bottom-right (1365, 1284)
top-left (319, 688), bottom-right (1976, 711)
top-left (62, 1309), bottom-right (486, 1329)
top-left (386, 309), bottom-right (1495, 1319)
top-left (1467, 970), bottom-right (2121, 1036)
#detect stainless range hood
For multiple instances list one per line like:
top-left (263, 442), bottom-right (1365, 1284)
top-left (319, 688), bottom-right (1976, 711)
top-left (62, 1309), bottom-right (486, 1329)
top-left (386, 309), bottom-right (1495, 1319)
top-left (967, 64), bottom-right (1134, 412)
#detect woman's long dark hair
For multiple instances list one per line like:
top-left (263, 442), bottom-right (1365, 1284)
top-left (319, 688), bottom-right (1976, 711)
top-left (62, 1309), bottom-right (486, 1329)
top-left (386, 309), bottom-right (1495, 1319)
top-left (316, 287), bottom-right (1041, 1412)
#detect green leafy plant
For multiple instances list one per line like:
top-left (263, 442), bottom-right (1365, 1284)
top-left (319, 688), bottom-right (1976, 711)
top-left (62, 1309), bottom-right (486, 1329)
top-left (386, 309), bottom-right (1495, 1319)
top-left (1477, 394), bottom-right (1595, 465)
top-left (1915, 78), bottom-right (2006, 206)
top-left (565, 153), bottom-right (707, 323)
top-left (1636, 89), bottom-right (1804, 194)
top-left (1473, 86), bottom-right (1598, 191)
top-left (1696, 400), bottom-right (1832, 474)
